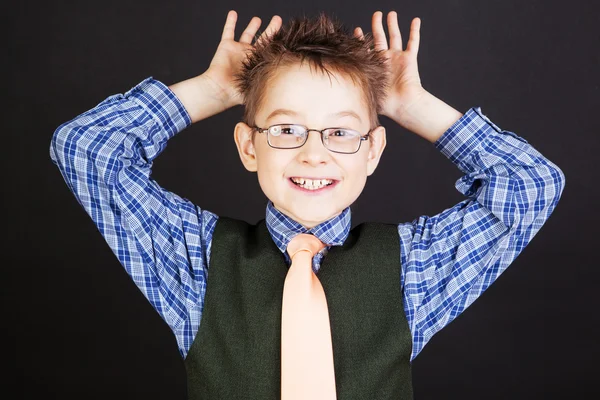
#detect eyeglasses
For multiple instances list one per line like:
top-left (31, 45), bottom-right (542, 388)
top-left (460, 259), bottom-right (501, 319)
top-left (252, 124), bottom-right (372, 154)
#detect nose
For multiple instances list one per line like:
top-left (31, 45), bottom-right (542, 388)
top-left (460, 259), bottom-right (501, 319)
top-left (297, 130), bottom-right (331, 165)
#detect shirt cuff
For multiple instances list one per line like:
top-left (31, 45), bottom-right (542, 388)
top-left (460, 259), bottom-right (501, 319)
top-left (433, 106), bottom-right (528, 173)
top-left (121, 76), bottom-right (193, 138)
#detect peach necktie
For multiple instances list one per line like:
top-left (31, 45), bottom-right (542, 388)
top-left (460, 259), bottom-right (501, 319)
top-left (281, 233), bottom-right (337, 400)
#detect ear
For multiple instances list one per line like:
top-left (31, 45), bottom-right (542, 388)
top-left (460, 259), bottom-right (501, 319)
top-left (234, 122), bottom-right (258, 172)
top-left (366, 125), bottom-right (387, 176)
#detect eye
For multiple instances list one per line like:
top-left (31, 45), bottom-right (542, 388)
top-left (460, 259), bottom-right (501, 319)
top-left (277, 125), bottom-right (306, 137)
top-left (330, 129), bottom-right (359, 138)
top-left (331, 129), bottom-right (348, 137)
top-left (269, 125), bottom-right (282, 136)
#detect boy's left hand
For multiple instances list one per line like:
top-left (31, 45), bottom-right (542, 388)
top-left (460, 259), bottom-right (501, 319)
top-left (354, 11), bottom-right (425, 120)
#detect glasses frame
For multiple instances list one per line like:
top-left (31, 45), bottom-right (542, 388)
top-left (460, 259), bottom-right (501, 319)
top-left (252, 123), bottom-right (372, 154)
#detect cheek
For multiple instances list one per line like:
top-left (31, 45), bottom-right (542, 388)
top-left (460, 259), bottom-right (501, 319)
top-left (340, 155), bottom-right (368, 178)
top-left (255, 152), bottom-right (289, 190)
top-left (340, 159), bottom-right (369, 193)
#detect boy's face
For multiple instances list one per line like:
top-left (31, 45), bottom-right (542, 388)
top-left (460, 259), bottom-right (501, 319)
top-left (234, 62), bottom-right (386, 229)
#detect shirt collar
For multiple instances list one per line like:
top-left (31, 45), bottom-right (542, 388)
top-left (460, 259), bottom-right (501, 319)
top-left (265, 200), bottom-right (351, 254)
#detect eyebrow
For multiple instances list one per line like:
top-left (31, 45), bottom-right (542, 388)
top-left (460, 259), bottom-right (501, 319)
top-left (265, 108), bottom-right (363, 124)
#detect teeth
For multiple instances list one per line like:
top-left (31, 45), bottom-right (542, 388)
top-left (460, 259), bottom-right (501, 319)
top-left (291, 177), bottom-right (333, 189)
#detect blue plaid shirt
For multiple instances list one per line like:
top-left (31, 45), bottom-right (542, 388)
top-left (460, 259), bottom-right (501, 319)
top-left (49, 76), bottom-right (565, 362)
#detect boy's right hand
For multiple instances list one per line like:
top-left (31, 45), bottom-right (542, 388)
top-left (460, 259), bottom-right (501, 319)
top-left (202, 10), bottom-right (282, 110)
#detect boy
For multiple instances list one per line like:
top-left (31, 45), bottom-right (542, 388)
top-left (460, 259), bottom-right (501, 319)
top-left (49, 10), bottom-right (565, 399)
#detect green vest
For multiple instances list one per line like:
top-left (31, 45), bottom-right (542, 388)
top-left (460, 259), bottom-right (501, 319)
top-left (184, 216), bottom-right (413, 399)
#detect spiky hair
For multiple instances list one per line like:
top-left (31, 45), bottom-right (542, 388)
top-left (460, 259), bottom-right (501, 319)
top-left (234, 11), bottom-right (390, 131)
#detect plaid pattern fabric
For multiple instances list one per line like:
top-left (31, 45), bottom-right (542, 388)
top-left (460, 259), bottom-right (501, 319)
top-left (265, 200), bottom-right (350, 273)
top-left (50, 76), bottom-right (565, 362)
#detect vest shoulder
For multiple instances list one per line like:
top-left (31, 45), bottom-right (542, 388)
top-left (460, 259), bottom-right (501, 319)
top-left (213, 216), bottom-right (265, 230)
top-left (212, 216), bottom-right (268, 243)
top-left (351, 221), bottom-right (399, 235)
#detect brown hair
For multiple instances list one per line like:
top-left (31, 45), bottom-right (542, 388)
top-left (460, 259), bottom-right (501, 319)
top-left (233, 11), bottom-right (390, 135)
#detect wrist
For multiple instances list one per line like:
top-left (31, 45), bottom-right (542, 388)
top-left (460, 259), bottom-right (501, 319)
top-left (389, 90), bottom-right (463, 143)
top-left (198, 71), bottom-right (236, 109)
top-left (168, 74), bottom-right (230, 124)
top-left (384, 87), bottom-right (427, 124)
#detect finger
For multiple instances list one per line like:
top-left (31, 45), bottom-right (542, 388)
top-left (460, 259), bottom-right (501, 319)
top-left (239, 16), bottom-right (262, 44)
top-left (256, 15), bottom-right (283, 43)
top-left (353, 27), bottom-right (365, 41)
top-left (405, 17), bottom-right (421, 55)
top-left (387, 11), bottom-right (402, 51)
top-left (221, 10), bottom-right (238, 41)
top-left (372, 11), bottom-right (388, 51)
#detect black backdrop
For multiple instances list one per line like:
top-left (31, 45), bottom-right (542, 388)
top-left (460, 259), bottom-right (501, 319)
top-left (8, 0), bottom-right (599, 398)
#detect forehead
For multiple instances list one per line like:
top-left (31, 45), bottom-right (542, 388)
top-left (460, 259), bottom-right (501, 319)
top-left (258, 63), bottom-right (368, 126)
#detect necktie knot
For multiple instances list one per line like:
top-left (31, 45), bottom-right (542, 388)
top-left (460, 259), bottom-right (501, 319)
top-left (286, 233), bottom-right (327, 260)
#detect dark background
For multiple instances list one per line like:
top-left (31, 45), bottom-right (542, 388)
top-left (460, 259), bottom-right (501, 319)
top-left (8, 0), bottom-right (599, 398)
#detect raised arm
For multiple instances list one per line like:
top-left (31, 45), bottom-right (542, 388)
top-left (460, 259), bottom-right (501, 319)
top-left (49, 10), bottom-right (283, 359)
top-left (397, 106), bottom-right (565, 360)
top-left (49, 76), bottom-right (216, 358)
top-left (356, 11), bottom-right (565, 361)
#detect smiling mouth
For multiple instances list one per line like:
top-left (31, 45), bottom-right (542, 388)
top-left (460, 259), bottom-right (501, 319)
top-left (289, 177), bottom-right (336, 190)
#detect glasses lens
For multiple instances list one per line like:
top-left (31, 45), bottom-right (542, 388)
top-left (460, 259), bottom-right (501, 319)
top-left (268, 124), bottom-right (307, 148)
top-left (324, 129), bottom-right (361, 153)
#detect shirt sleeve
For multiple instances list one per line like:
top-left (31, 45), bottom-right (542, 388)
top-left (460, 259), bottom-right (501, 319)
top-left (397, 106), bottom-right (566, 361)
top-left (49, 76), bottom-right (218, 359)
